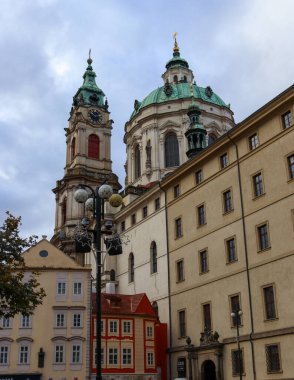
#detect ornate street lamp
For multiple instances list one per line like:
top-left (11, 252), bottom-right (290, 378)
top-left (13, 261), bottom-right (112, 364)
top-left (230, 308), bottom-right (243, 380)
top-left (74, 183), bottom-right (122, 380)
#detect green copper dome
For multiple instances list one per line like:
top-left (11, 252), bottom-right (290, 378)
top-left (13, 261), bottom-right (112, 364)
top-left (72, 57), bottom-right (105, 108)
top-left (130, 82), bottom-right (229, 120)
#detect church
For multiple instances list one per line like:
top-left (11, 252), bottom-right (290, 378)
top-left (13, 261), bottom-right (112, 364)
top-left (51, 35), bottom-right (294, 380)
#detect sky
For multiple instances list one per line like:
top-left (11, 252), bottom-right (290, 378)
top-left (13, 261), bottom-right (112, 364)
top-left (0, 0), bottom-right (293, 239)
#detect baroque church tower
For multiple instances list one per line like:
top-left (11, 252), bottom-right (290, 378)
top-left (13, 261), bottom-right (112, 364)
top-left (124, 36), bottom-right (235, 190)
top-left (51, 55), bottom-right (120, 265)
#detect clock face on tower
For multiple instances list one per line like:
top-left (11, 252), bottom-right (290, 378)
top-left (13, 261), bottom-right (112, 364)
top-left (88, 109), bottom-right (102, 123)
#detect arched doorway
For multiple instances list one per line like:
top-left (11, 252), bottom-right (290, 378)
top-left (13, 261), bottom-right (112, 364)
top-left (202, 360), bottom-right (216, 380)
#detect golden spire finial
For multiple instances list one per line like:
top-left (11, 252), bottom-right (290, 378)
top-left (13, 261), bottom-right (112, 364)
top-left (87, 48), bottom-right (92, 65)
top-left (173, 32), bottom-right (179, 54)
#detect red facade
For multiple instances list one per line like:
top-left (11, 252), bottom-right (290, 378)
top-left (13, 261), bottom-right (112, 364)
top-left (91, 293), bottom-right (167, 380)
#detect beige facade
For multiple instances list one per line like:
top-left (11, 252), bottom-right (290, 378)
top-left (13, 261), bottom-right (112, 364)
top-left (114, 85), bottom-right (294, 379)
top-left (0, 239), bottom-right (92, 380)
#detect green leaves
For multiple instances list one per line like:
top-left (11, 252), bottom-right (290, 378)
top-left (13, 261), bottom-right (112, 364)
top-left (0, 212), bottom-right (45, 319)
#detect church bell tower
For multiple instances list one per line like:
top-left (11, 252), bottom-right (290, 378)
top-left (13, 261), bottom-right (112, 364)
top-left (51, 54), bottom-right (120, 265)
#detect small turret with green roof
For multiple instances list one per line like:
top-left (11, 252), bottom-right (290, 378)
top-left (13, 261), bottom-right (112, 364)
top-left (185, 84), bottom-right (207, 158)
top-left (72, 51), bottom-right (106, 109)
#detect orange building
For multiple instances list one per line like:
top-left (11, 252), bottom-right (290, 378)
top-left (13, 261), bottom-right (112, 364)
top-left (91, 293), bottom-right (167, 380)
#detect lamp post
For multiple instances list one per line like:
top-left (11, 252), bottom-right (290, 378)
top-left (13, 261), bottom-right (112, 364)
top-left (230, 308), bottom-right (243, 380)
top-left (74, 183), bottom-right (122, 380)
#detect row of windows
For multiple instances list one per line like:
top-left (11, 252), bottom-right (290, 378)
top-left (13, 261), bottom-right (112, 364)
top-left (0, 343), bottom-right (82, 365)
top-left (176, 223), bottom-right (271, 281)
top-left (178, 284), bottom-right (278, 340)
top-left (94, 347), bottom-right (155, 367)
top-left (56, 281), bottom-right (83, 296)
top-left (128, 242), bottom-right (158, 283)
top-left (71, 134), bottom-right (100, 161)
top-left (231, 343), bottom-right (282, 375)
top-left (121, 197), bottom-right (161, 232)
top-left (1, 311), bottom-right (84, 330)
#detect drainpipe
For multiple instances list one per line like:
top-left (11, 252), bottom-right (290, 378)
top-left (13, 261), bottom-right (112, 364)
top-left (159, 182), bottom-right (173, 380)
top-left (227, 134), bottom-right (256, 380)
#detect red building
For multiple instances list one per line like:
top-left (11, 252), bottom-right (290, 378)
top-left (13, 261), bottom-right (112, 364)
top-left (91, 292), bottom-right (167, 380)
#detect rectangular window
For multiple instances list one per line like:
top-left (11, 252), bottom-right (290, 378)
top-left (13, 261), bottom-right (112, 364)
top-left (21, 315), bottom-right (31, 328)
top-left (253, 172), bottom-right (264, 197)
top-left (249, 133), bottom-right (259, 150)
top-left (220, 153), bottom-right (229, 169)
top-left (202, 303), bottom-right (212, 330)
top-left (282, 110), bottom-right (292, 129)
top-left (146, 326), bottom-right (153, 337)
top-left (287, 154), bottom-right (294, 179)
top-left (73, 282), bottom-right (82, 295)
top-left (147, 351), bottom-right (154, 366)
top-left (108, 348), bottom-right (118, 365)
top-left (72, 344), bottom-right (81, 363)
top-left (178, 310), bottom-right (186, 337)
top-left (195, 169), bottom-right (203, 185)
top-left (230, 295), bottom-right (241, 327)
top-left (231, 349), bottom-right (244, 376)
top-left (55, 345), bottom-right (64, 363)
top-left (123, 321), bottom-right (131, 334)
top-left (131, 213), bottom-right (136, 225)
top-left (57, 282), bottom-right (66, 295)
top-left (121, 220), bottom-right (125, 232)
top-left (263, 285), bottom-right (277, 320)
top-left (73, 313), bottom-right (81, 327)
top-left (122, 348), bottom-right (132, 365)
top-left (0, 346), bottom-right (8, 364)
top-left (19, 345), bottom-right (29, 364)
top-left (266, 344), bottom-right (281, 372)
top-left (197, 204), bottom-right (206, 226)
top-left (174, 184), bottom-right (180, 198)
top-left (226, 238), bottom-right (237, 263)
top-left (1, 317), bottom-right (10, 329)
top-left (142, 206), bottom-right (148, 218)
top-left (176, 259), bottom-right (184, 282)
top-left (223, 189), bottom-right (233, 213)
top-left (257, 223), bottom-right (270, 250)
top-left (199, 250), bottom-right (208, 274)
top-left (175, 217), bottom-right (182, 238)
top-left (109, 320), bottom-right (118, 333)
top-left (56, 313), bottom-right (65, 327)
top-left (155, 197), bottom-right (160, 210)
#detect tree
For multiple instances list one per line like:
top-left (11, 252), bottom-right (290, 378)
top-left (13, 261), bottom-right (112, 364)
top-left (0, 212), bottom-right (46, 319)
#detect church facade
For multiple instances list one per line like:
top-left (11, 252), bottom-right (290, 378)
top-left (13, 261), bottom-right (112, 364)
top-left (49, 37), bottom-right (294, 380)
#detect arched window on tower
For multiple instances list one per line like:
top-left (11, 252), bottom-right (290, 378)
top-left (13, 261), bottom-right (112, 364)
top-left (165, 132), bottom-right (179, 168)
top-left (88, 134), bottom-right (100, 159)
top-left (61, 197), bottom-right (67, 226)
top-left (150, 241), bottom-right (157, 274)
top-left (134, 145), bottom-right (141, 179)
top-left (128, 253), bottom-right (134, 283)
top-left (208, 133), bottom-right (217, 145)
top-left (71, 137), bottom-right (76, 161)
top-left (174, 75), bottom-right (178, 83)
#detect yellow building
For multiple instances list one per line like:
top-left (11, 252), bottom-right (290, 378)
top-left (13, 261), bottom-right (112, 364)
top-left (0, 239), bottom-right (92, 380)
top-left (114, 85), bottom-right (294, 380)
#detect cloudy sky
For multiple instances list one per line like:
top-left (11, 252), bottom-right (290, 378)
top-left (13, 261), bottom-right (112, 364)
top-left (0, 0), bottom-right (293, 239)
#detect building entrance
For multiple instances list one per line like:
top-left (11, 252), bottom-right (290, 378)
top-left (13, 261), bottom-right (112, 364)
top-left (202, 359), bottom-right (216, 380)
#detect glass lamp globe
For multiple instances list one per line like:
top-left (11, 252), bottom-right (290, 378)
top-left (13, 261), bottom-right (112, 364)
top-left (85, 197), bottom-right (94, 211)
top-left (74, 188), bottom-right (89, 203)
top-left (109, 193), bottom-right (123, 207)
top-left (98, 184), bottom-right (113, 199)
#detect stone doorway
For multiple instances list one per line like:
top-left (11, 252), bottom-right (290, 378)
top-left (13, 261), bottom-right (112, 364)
top-left (202, 360), bottom-right (216, 380)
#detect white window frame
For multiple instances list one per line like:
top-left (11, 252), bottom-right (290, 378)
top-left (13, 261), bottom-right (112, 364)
top-left (0, 345), bottom-right (9, 365)
top-left (20, 315), bottom-right (31, 328)
top-left (55, 344), bottom-right (65, 364)
top-left (72, 312), bottom-right (82, 328)
top-left (57, 281), bottom-right (66, 295)
top-left (146, 325), bottom-right (153, 338)
top-left (73, 281), bottom-right (82, 295)
top-left (72, 344), bottom-right (82, 364)
top-left (109, 320), bottom-right (118, 334)
top-left (56, 313), bottom-right (66, 327)
top-left (122, 347), bottom-right (132, 365)
top-left (19, 344), bottom-right (29, 364)
top-left (147, 351), bottom-right (154, 366)
top-left (108, 347), bottom-right (118, 365)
